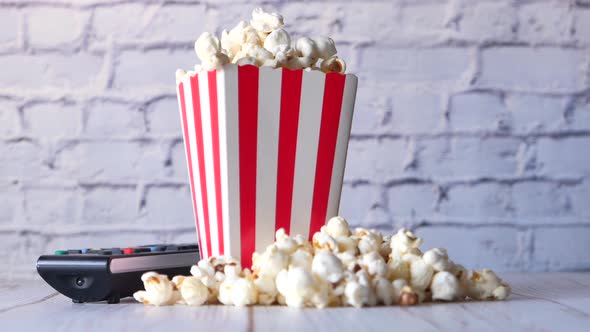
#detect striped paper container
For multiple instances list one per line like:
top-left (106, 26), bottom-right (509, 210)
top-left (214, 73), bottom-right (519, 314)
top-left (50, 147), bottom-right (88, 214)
top-left (176, 64), bottom-right (358, 267)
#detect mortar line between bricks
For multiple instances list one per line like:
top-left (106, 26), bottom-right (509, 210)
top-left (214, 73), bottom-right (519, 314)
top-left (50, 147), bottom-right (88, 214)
top-left (5, 131), bottom-right (590, 143)
top-left (2, 224), bottom-right (590, 236)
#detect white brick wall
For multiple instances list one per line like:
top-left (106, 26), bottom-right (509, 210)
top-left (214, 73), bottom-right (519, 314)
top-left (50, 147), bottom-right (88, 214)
top-left (0, 0), bottom-right (589, 279)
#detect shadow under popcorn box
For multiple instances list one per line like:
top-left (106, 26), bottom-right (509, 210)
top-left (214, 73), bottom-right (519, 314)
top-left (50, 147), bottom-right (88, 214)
top-left (176, 64), bottom-right (358, 267)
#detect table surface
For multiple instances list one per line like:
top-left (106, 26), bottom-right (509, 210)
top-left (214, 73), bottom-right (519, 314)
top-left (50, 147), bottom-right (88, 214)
top-left (2, 272), bottom-right (589, 332)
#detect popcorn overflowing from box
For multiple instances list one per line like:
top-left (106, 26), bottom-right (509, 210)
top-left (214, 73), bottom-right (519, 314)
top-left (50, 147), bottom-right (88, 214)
top-left (134, 216), bottom-right (511, 308)
top-left (146, 8), bottom-right (511, 308)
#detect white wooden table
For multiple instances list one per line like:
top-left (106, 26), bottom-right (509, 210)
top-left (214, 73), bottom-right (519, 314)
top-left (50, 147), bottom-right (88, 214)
top-left (2, 273), bottom-right (589, 331)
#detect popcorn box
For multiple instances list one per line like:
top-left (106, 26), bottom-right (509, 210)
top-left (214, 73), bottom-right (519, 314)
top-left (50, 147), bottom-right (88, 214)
top-left (176, 64), bottom-right (358, 267)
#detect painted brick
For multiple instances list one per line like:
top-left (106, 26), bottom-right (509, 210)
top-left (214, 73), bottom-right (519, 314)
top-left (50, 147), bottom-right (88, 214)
top-left (54, 141), bottom-right (166, 180)
top-left (574, 9), bottom-right (590, 43)
top-left (512, 182), bottom-right (570, 219)
top-left (349, 83), bottom-right (392, 135)
top-left (142, 185), bottom-right (193, 226)
top-left (0, 181), bottom-right (20, 223)
top-left (390, 91), bottom-right (443, 134)
top-left (387, 183), bottom-right (437, 219)
top-left (533, 227), bottom-right (590, 271)
top-left (517, 2), bottom-right (573, 43)
top-left (82, 185), bottom-right (137, 223)
top-left (0, 54), bottom-right (103, 89)
top-left (361, 48), bottom-right (471, 83)
top-left (278, 3), bottom-right (343, 41)
top-left (23, 187), bottom-right (79, 224)
top-left (27, 7), bottom-right (88, 48)
top-left (0, 140), bottom-right (45, 179)
top-left (146, 97), bottom-right (182, 136)
top-left (537, 138), bottom-right (590, 176)
top-left (170, 140), bottom-right (190, 182)
top-left (400, 3), bottom-right (449, 36)
top-left (449, 93), bottom-right (507, 132)
top-left (340, 183), bottom-right (383, 227)
top-left (478, 48), bottom-right (585, 92)
top-left (505, 94), bottom-right (566, 133)
top-left (92, 3), bottom-right (207, 43)
top-left (569, 180), bottom-right (590, 218)
top-left (457, 2), bottom-right (517, 42)
top-left (0, 99), bottom-right (20, 137)
top-left (23, 102), bottom-right (81, 137)
top-left (416, 138), bottom-right (519, 178)
top-left (344, 138), bottom-right (410, 182)
top-left (85, 100), bottom-right (144, 137)
top-left (414, 226), bottom-right (525, 271)
top-left (113, 49), bottom-right (195, 89)
top-left (438, 183), bottom-right (512, 220)
top-left (0, 8), bottom-right (19, 45)
top-left (569, 99), bottom-right (590, 131)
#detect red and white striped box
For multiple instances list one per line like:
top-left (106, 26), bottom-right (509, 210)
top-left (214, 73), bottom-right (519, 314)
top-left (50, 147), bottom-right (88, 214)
top-left (176, 64), bottom-right (358, 267)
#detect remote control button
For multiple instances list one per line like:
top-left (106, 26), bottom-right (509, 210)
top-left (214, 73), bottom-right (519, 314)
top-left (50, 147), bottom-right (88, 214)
top-left (165, 245), bottom-right (178, 251)
top-left (177, 244), bottom-right (199, 251)
top-left (104, 248), bottom-right (122, 255)
top-left (81, 248), bottom-right (90, 254)
top-left (54, 250), bottom-right (68, 255)
top-left (132, 248), bottom-right (150, 253)
top-left (122, 248), bottom-right (134, 255)
top-left (149, 246), bottom-right (165, 252)
top-left (68, 249), bottom-right (82, 254)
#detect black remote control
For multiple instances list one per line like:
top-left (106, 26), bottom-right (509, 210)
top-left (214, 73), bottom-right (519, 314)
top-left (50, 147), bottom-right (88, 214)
top-left (37, 244), bottom-right (199, 304)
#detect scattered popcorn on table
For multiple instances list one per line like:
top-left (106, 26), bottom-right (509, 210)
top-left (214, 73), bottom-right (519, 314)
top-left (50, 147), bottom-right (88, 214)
top-left (134, 216), bottom-right (511, 308)
top-left (175, 7), bottom-right (348, 84)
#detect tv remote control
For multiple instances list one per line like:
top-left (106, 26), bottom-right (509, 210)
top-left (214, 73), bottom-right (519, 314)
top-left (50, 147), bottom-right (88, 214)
top-left (36, 244), bottom-right (199, 304)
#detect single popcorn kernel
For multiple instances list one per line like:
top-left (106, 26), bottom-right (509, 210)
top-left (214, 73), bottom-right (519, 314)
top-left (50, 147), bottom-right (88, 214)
top-left (399, 286), bottom-right (419, 306)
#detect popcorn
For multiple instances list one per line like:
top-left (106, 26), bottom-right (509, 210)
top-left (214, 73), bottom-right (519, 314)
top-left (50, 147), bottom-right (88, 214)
top-left (423, 248), bottom-right (453, 272)
top-left (252, 244), bottom-right (289, 278)
top-left (359, 252), bottom-right (389, 277)
top-left (236, 56), bottom-right (257, 66)
top-left (335, 236), bottom-right (358, 254)
top-left (275, 228), bottom-right (298, 255)
top-left (170, 275), bottom-right (186, 305)
top-left (263, 29), bottom-right (291, 55)
top-left (312, 36), bottom-right (337, 59)
top-left (430, 271), bottom-right (461, 301)
top-left (295, 37), bottom-right (320, 64)
top-left (312, 231), bottom-right (338, 253)
top-left (312, 251), bottom-right (344, 283)
top-left (195, 32), bottom-right (222, 61)
top-left (232, 43), bottom-right (273, 66)
top-left (390, 228), bottom-right (423, 258)
top-left (320, 56), bottom-right (346, 74)
top-left (354, 228), bottom-right (382, 255)
top-left (462, 269), bottom-right (511, 301)
top-left (276, 267), bottom-right (316, 308)
top-left (134, 272), bottom-right (174, 306)
top-left (251, 8), bottom-right (284, 34)
top-left (134, 215), bottom-right (510, 309)
top-left (325, 216), bottom-right (351, 238)
top-left (289, 247), bottom-right (314, 270)
top-left (373, 276), bottom-right (395, 305)
top-left (231, 277), bottom-right (258, 306)
top-left (408, 256), bottom-right (434, 291)
top-left (177, 276), bottom-right (209, 306)
top-left (177, 8), bottom-right (348, 75)
top-left (175, 69), bottom-right (186, 84)
top-left (254, 273), bottom-right (277, 305)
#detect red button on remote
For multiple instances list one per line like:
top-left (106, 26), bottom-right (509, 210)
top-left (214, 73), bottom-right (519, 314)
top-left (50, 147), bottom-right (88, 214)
top-left (122, 248), bottom-right (134, 255)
